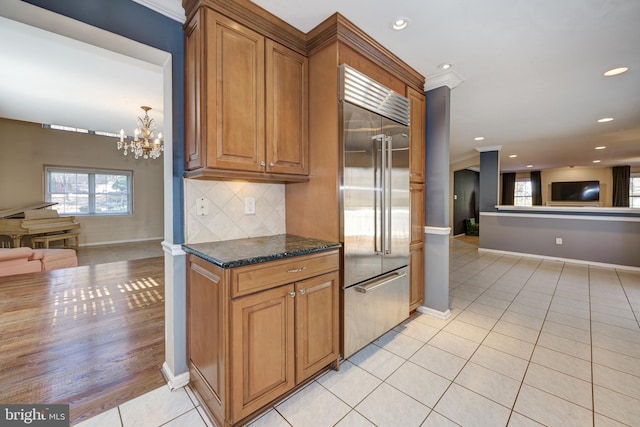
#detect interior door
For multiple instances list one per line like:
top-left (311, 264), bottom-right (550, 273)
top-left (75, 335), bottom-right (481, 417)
top-left (342, 102), bottom-right (383, 287)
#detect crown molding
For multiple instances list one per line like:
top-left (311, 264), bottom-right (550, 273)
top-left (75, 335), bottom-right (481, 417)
top-left (424, 69), bottom-right (464, 91)
top-left (131, 0), bottom-right (186, 23)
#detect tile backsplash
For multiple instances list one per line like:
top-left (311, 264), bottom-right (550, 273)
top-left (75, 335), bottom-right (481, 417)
top-left (184, 179), bottom-right (286, 243)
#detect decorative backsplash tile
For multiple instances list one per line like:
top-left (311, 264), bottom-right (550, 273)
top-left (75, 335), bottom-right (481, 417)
top-left (184, 179), bottom-right (286, 243)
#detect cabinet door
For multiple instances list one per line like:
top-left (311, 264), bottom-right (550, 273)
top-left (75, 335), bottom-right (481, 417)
top-left (185, 10), bottom-right (204, 170)
top-left (265, 40), bottom-right (309, 175)
top-left (230, 285), bottom-right (295, 422)
top-left (410, 243), bottom-right (424, 310)
top-left (410, 182), bottom-right (425, 245)
top-left (207, 11), bottom-right (265, 172)
top-left (407, 86), bottom-right (425, 183)
top-left (187, 255), bottom-right (225, 420)
top-left (410, 182), bottom-right (424, 310)
top-left (294, 271), bottom-right (339, 383)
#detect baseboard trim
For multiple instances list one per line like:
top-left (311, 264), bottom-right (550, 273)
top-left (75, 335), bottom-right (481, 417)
top-left (417, 306), bottom-right (451, 320)
top-left (162, 362), bottom-right (190, 391)
top-left (478, 248), bottom-right (640, 272)
top-left (79, 237), bottom-right (164, 248)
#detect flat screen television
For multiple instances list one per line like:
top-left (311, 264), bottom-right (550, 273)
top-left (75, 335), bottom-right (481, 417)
top-left (551, 180), bottom-right (600, 202)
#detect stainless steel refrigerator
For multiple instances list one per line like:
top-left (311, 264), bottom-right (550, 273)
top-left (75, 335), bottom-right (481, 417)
top-left (340, 65), bottom-right (411, 358)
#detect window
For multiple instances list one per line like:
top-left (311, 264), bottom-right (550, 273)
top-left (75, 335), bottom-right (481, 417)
top-left (514, 179), bottom-right (532, 206)
top-left (45, 167), bottom-right (132, 215)
top-left (631, 176), bottom-right (640, 208)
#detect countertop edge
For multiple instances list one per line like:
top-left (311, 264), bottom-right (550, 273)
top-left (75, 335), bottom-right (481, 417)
top-left (182, 241), bottom-right (341, 268)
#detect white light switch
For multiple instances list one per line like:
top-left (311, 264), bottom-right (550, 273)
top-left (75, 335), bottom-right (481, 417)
top-left (196, 197), bottom-right (209, 216)
top-left (555, 237), bottom-right (563, 245)
top-left (245, 197), bottom-right (256, 215)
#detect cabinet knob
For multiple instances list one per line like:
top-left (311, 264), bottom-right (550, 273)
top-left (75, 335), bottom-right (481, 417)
top-left (289, 291), bottom-right (296, 298)
top-left (299, 289), bottom-right (306, 295)
top-left (269, 162), bottom-right (275, 167)
top-left (260, 161), bottom-right (266, 167)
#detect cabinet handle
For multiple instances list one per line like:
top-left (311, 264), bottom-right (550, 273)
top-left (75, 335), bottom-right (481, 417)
top-left (260, 161), bottom-right (266, 167)
top-left (269, 162), bottom-right (275, 167)
top-left (289, 291), bottom-right (296, 298)
top-left (299, 289), bottom-right (306, 295)
top-left (287, 267), bottom-right (306, 273)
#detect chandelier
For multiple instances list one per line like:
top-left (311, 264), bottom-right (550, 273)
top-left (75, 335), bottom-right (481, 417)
top-left (117, 106), bottom-right (164, 159)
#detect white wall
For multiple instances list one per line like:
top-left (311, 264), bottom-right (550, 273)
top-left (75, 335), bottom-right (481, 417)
top-left (0, 117), bottom-right (163, 245)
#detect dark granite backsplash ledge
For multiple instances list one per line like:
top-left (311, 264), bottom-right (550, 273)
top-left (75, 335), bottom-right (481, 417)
top-left (182, 234), bottom-right (341, 268)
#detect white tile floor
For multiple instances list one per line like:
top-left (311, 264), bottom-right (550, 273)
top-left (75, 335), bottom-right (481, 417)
top-left (75, 239), bottom-right (640, 427)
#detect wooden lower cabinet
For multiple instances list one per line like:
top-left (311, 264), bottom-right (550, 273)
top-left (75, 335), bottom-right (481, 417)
top-left (187, 251), bottom-right (339, 427)
top-left (410, 243), bottom-right (425, 311)
top-left (295, 272), bottom-right (340, 382)
top-left (230, 284), bottom-right (295, 420)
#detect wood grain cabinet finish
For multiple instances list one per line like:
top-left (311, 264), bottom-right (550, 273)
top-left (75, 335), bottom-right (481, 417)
top-left (407, 87), bottom-right (425, 310)
top-left (410, 182), bottom-right (425, 310)
top-left (407, 86), bottom-right (425, 184)
top-left (184, 7), bottom-right (308, 181)
top-left (230, 284), bottom-right (295, 421)
top-left (187, 250), bottom-right (339, 427)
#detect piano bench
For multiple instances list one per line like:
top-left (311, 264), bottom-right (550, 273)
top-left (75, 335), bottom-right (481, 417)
top-left (31, 232), bottom-right (80, 251)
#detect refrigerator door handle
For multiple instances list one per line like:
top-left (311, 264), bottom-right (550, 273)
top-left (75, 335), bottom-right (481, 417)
top-left (354, 270), bottom-right (408, 293)
top-left (372, 134), bottom-right (385, 255)
top-left (385, 135), bottom-right (393, 255)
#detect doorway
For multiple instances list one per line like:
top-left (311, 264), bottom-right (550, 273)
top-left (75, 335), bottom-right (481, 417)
top-left (453, 168), bottom-right (479, 236)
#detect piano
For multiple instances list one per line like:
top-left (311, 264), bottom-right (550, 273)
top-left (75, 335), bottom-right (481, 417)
top-left (0, 202), bottom-right (80, 248)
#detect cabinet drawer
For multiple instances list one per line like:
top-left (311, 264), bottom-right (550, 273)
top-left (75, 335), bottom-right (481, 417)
top-left (230, 250), bottom-right (339, 298)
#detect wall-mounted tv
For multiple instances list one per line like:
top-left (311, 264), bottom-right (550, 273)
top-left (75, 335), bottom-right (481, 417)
top-left (551, 180), bottom-right (600, 202)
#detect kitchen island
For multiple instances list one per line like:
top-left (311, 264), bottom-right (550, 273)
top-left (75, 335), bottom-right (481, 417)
top-left (480, 206), bottom-right (640, 268)
top-left (183, 234), bottom-right (341, 427)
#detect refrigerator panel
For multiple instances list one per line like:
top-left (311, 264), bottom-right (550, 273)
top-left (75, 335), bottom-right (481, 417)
top-left (382, 117), bottom-right (410, 273)
top-left (342, 267), bottom-right (409, 358)
top-left (342, 102), bottom-right (384, 287)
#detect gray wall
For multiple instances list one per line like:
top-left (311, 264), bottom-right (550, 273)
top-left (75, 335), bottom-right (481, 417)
top-left (479, 150), bottom-right (499, 212)
top-left (480, 212), bottom-right (640, 267)
top-left (453, 169), bottom-right (479, 235)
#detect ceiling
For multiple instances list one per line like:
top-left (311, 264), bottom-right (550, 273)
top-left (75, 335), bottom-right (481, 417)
top-left (1, 0), bottom-right (639, 172)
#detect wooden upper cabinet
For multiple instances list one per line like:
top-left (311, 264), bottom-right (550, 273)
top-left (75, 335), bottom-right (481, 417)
top-left (266, 40), bottom-right (309, 175)
top-left (209, 12), bottom-right (265, 173)
top-left (184, 7), bottom-right (309, 181)
top-left (407, 86), bottom-right (425, 183)
top-left (185, 9), bottom-right (204, 171)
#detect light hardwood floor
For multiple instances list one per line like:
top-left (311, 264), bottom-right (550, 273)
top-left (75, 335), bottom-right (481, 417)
top-left (0, 242), bottom-right (165, 425)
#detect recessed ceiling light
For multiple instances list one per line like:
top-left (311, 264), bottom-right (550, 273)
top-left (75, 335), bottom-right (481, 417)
top-left (509, 154), bottom-right (517, 158)
top-left (597, 117), bottom-right (614, 123)
top-left (526, 165), bottom-right (533, 168)
top-left (474, 136), bottom-right (485, 141)
top-left (595, 146), bottom-right (606, 150)
top-left (593, 160), bottom-right (601, 163)
top-left (604, 67), bottom-right (629, 77)
top-left (392, 18), bottom-right (409, 30)
top-left (438, 63), bottom-right (452, 70)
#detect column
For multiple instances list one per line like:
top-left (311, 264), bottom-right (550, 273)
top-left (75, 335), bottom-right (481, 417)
top-left (476, 146), bottom-right (502, 212)
top-left (419, 85), bottom-right (452, 319)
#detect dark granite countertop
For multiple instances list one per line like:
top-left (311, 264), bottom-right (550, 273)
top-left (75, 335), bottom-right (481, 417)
top-left (182, 234), bottom-right (341, 268)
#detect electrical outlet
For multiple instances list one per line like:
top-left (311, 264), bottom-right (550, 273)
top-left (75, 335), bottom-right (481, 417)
top-left (555, 237), bottom-right (563, 245)
top-left (244, 197), bottom-right (256, 215)
top-left (196, 197), bottom-right (209, 216)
